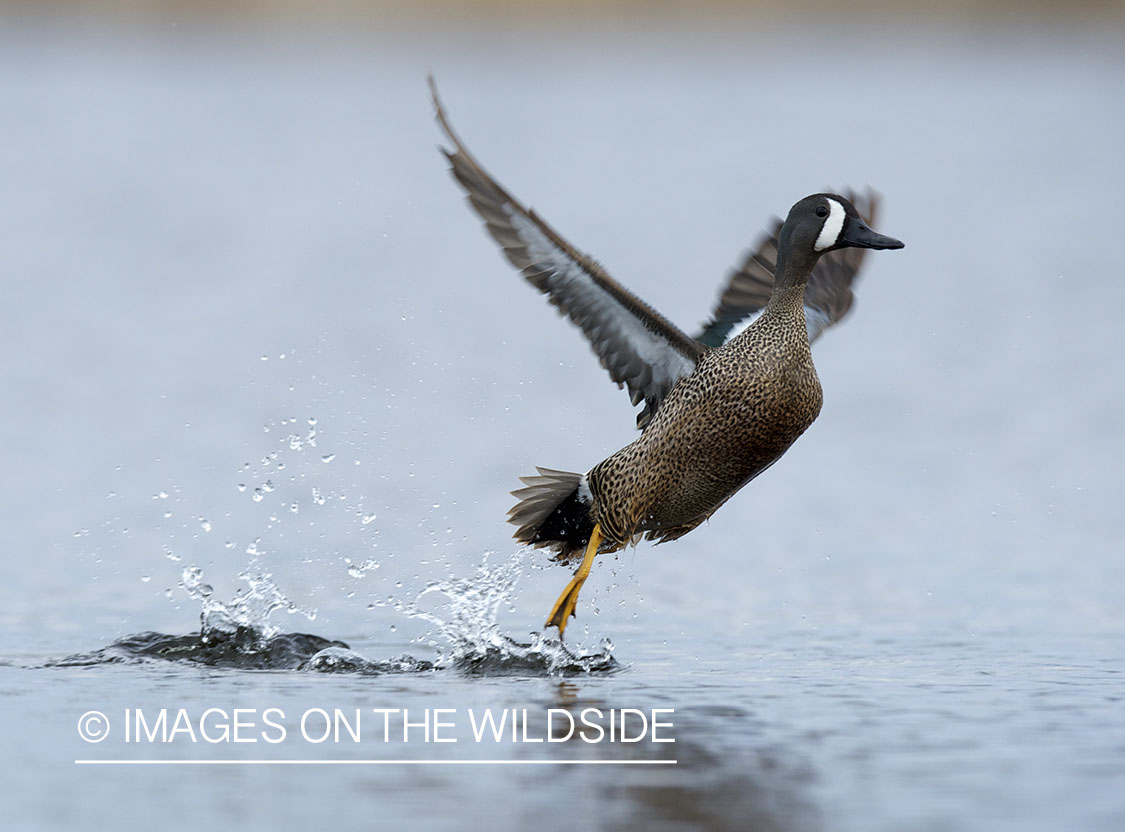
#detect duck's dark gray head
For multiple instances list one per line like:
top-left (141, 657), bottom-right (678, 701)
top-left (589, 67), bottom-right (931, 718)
top-left (785, 193), bottom-right (904, 255)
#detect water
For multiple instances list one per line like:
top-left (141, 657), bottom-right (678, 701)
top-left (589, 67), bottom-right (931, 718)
top-left (3, 9), bottom-right (1125, 831)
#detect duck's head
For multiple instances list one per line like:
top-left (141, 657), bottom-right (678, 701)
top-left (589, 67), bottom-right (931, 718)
top-left (786, 193), bottom-right (904, 255)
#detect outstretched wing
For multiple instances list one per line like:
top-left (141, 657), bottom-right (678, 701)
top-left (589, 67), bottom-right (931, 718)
top-left (430, 77), bottom-right (705, 430)
top-left (695, 189), bottom-right (880, 348)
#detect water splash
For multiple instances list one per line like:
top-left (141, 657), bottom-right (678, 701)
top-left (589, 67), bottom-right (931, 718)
top-left (345, 556), bottom-right (380, 579)
top-left (349, 550), bottom-right (619, 677)
top-left (180, 563), bottom-right (316, 643)
top-left (47, 564), bottom-right (340, 670)
top-left (51, 551), bottom-right (617, 676)
top-left (303, 647), bottom-right (434, 675)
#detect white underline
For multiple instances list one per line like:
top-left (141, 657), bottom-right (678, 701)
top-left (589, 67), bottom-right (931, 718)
top-left (75, 759), bottom-right (677, 766)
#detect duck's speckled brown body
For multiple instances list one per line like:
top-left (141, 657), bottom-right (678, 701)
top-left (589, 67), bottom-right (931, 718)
top-left (589, 285), bottom-right (822, 547)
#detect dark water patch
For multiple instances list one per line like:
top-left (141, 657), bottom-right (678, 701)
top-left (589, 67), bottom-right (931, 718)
top-left (601, 738), bottom-right (820, 832)
top-left (45, 628), bottom-right (618, 676)
top-left (46, 627), bottom-right (348, 670)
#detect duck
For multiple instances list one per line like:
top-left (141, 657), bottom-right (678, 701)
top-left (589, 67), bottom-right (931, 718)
top-left (428, 78), bottom-right (904, 638)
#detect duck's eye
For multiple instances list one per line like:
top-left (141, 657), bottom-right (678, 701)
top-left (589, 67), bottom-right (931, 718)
top-left (815, 205), bottom-right (829, 219)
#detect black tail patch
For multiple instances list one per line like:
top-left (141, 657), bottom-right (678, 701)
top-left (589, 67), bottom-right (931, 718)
top-left (508, 467), bottom-right (595, 560)
top-left (530, 487), bottom-right (595, 557)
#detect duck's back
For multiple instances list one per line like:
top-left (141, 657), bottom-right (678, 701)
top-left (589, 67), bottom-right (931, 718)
top-left (588, 310), bottom-right (823, 544)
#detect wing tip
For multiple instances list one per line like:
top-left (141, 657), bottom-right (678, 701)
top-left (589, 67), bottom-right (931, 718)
top-left (427, 73), bottom-right (470, 164)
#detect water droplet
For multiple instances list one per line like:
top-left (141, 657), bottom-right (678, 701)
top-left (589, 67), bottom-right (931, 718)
top-left (321, 454), bottom-right (336, 463)
top-left (200, 518), bottom-right (212, 532)
top-left (361, 513), bottom-right (376, 525)
top-left (140, 575), bottom-right (151, 583)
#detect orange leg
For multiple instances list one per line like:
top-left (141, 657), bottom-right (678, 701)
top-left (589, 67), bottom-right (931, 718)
top-left (545, 523), bottom-right (603, 640)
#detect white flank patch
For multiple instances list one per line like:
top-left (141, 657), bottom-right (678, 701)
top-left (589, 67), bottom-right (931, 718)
top-left (727, 310), bottom-right (765, 342)
top-left (577, 475), bottom-right (593, 505)
top-left (814, 198), bottom-right (846, 252)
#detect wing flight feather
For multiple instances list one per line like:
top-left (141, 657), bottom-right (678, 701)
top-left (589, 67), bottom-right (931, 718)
top-left (430, 78), bottom-right (704, 429)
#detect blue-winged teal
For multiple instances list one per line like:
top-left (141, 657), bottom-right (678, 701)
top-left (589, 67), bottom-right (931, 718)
top-left (430, 79), bottom-right (904, 638)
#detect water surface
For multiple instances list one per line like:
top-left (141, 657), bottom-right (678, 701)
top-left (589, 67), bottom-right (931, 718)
top-left (2, 12), bottom-right (1123, 832)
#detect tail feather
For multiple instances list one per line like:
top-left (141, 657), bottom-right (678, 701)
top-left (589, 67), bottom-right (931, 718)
top-left (508, 467), bottom-right (595, 560)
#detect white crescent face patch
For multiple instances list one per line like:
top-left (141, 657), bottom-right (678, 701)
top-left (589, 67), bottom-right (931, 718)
top-left (814, 197), bottom-right (846, 252)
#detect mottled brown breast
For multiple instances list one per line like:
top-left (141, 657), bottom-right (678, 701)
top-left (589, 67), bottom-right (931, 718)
top-left (587, 308), bottom-right (822, 546)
